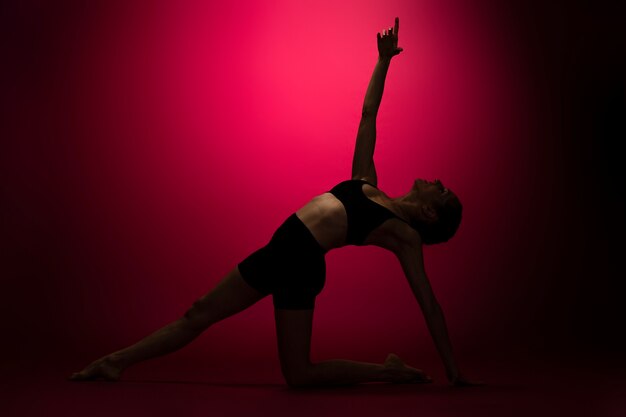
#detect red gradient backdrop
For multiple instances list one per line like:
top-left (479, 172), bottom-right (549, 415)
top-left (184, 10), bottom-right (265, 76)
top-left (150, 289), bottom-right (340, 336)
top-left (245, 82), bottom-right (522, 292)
top-left (3, 0), bottom-right (624, 377)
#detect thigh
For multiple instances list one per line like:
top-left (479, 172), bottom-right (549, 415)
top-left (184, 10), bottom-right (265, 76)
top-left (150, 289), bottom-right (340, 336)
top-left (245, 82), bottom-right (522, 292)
top-left (184, 266), bottom-right (268, 328)
top-left (272, 255), bottom-right (325, 309)
top-left (274, 307), bottom-right (314, 382)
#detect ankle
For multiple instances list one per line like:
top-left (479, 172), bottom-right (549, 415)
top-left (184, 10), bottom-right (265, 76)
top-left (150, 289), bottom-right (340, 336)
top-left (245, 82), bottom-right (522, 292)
top-left (107, 352), bottom-right (129, 369)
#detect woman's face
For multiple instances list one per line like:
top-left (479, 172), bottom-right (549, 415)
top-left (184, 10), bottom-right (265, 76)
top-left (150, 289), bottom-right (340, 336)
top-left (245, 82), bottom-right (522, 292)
top-left (412, 179), bottom-right (449, 204)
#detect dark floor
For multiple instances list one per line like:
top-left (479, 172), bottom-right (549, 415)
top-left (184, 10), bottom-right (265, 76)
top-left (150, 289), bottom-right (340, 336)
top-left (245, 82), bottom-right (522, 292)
top-left (3, 352), bottom-right (625, 417)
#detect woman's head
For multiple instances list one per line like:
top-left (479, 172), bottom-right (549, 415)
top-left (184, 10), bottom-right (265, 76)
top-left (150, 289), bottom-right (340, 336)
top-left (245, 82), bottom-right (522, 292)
top-left (407, 179), bottom-right (463, 245)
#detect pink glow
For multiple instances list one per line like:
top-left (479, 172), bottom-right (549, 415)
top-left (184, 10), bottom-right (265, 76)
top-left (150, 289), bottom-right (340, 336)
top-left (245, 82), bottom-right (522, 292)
top-left (60, 0), bottom-right (534, 360)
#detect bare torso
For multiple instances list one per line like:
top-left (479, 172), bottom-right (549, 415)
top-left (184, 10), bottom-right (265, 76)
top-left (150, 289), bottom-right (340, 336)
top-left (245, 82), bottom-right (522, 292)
top-left (295, 182), bottom-right (414, 253)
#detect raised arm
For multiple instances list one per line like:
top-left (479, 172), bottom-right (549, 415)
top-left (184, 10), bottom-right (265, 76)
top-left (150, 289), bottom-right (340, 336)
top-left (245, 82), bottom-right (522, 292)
top-left (351, 17), bottom-right (403, 186)
top-left (394, 240), bottom-right (485, 386)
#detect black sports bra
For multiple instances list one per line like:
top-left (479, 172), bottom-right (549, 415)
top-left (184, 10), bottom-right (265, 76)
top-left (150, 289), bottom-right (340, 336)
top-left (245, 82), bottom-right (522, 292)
top-left (329, 179), bottom-right (413, 246)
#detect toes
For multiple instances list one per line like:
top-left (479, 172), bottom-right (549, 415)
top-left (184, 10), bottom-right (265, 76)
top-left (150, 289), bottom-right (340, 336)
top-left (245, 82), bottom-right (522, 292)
top-left (401, 374), bottom-right (431, 384)
top-left (418, 373), bottom-right (433, 383)
top-left (412, 371), bottom-right (433, 383)
top-left (385, 353), bottom-right (404, 366)
top-left (69, 363), bottom-right (112, 382)
top-left (69, 372), bottom-right (88, 381)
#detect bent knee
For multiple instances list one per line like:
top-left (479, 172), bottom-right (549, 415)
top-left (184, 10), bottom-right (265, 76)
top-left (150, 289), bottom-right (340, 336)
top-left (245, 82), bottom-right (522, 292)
top-left (281, 364), bottom-right (315, 388)
top-left (284, 373), bottom-right (310, 388)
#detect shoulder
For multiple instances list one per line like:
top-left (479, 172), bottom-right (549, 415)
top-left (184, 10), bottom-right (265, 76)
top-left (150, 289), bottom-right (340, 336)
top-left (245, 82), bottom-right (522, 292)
top-left (367, 216), bottom-right (423, 254)
top-left (393, 221), bottom-right (423, 251)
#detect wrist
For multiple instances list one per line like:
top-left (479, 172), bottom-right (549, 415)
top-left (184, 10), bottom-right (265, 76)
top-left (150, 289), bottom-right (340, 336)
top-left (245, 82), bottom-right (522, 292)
top-left (377, 55), bottom-right (392, 64)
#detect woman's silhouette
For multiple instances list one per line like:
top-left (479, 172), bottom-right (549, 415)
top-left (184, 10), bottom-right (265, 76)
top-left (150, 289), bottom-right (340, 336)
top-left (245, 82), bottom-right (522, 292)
top-left (70, 18), bottom-right (483, 388)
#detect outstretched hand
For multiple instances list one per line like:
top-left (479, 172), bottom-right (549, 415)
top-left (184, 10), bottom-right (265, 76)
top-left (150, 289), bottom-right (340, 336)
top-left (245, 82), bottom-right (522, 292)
top-left (377, 17), bottom-right (403, 59)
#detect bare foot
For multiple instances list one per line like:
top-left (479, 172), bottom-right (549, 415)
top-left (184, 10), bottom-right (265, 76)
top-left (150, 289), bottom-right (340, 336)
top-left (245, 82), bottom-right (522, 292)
top-left (69, 355), bottom-right (125, 382)
top-left (384, 353), bottom-right (432, 384)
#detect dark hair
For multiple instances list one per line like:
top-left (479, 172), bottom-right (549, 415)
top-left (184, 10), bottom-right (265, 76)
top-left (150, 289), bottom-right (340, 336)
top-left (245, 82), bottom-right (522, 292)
top-left (411, 192), bottom-right (463, 245)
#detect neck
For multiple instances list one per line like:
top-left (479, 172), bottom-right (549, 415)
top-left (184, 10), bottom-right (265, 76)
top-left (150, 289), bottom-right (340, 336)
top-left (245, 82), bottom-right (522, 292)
top-left (389, 194), bottom-right (417, 223)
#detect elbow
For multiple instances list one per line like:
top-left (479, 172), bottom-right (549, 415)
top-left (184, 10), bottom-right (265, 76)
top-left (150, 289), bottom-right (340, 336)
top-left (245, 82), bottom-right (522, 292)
top-left (361, 106), bottom-right (377, 119)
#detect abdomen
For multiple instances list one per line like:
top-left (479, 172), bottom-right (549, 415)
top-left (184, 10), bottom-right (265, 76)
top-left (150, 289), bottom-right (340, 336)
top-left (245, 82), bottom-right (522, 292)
top-left (295, 193), bottom-right (348, 251)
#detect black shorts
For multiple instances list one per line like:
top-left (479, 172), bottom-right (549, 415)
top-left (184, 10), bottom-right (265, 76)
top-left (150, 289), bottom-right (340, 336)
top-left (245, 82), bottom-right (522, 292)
top-left (238, 213), bottom-right (327, 310)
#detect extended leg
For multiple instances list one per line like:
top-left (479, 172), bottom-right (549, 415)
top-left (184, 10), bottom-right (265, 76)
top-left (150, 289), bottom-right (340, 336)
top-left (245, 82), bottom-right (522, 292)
top-left (70, 267), bottom-right (267, 381)
top-left (274, 308), bottom-right (431, 388)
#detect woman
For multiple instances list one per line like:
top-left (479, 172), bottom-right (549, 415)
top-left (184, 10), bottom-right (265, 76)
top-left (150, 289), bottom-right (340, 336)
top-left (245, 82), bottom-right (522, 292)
top-left (70, 17), bottom-right (483, 388)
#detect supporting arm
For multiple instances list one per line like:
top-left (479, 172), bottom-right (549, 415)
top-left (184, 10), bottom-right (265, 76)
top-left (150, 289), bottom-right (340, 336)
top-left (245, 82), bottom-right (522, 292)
top-left (394, 242), bottom-right (461, 381)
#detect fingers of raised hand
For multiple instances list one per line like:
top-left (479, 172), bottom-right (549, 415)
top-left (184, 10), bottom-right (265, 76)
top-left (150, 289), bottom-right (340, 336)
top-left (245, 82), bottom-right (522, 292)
top-left (381, 27), bottom-right (394, 37)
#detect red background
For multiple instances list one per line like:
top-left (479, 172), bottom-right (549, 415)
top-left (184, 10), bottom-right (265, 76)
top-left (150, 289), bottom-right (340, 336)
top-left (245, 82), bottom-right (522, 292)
top-left (2, 0), bottom-right (624, 391)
